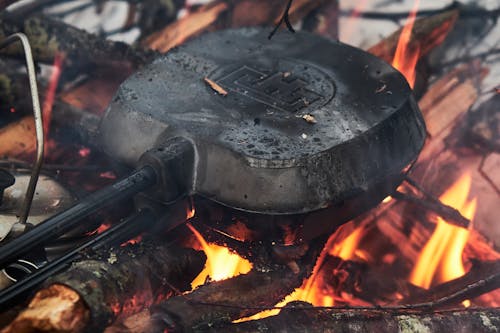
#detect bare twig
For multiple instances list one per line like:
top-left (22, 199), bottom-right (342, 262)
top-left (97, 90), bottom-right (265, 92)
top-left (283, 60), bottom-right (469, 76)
top-left (392, 191), bottom-right (470, 229)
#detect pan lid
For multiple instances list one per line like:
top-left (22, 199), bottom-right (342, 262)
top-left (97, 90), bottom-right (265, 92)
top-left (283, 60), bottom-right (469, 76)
top-left (99, 27), bottom-right (426, 214)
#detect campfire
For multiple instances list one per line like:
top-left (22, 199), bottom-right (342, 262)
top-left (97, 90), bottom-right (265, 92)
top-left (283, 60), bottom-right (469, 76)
top-left (0, 0), bottom-right (499, 332)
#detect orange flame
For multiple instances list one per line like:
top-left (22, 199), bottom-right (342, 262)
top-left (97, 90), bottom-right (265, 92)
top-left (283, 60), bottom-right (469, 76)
top-left (239, 224), bottom-right (368, 322)
top-left (409, 173), bottom-right (476, 290)
top-left (187, 223), bottom-right (252, 289)
top-left (329, 226), bottom-right (365, 261)
top-left (392, 0), bottom-right (420, 88)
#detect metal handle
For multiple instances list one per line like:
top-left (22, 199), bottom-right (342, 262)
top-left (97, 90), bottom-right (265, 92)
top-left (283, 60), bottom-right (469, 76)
top-left (0, 33), bottom-right (44, 225)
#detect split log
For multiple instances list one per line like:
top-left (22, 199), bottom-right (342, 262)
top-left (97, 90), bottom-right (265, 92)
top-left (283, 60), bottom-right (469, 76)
top-left (0, 14), bottom-right (155, 68)
top-left (0, 284), bottom-right (88, 333)
top-left (2, 241), bottom-right (206, 333)
top-left (367, 10), bottom-right (459, 63)
top-left (143, 0), bottom-right (328, 53)
top-left (224, 304), bottom-right (500, 333)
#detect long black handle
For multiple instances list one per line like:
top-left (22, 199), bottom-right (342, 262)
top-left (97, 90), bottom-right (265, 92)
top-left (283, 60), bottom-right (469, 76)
top-left (0, 209), bottom-right (157, 307)
top-left (0, 166), bottom-right (157, 268)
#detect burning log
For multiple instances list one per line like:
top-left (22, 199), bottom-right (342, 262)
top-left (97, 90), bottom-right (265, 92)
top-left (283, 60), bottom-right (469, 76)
top-left (403, 260), bottom-right (500, 306)
top-left (367, 9), bottom-right (459, 63)
top-left (2, 241), bottom-right (206, 333)
top-left (144, 236), bottom-right (327, 332)
top-left (223, 304), bottom-right (500, 333)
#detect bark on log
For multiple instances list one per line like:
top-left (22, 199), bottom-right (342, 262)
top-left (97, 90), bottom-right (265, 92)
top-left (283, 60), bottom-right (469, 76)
top-left (0, 13), bottom-right (155, 68)
top-left (224, 305), bottom-right (500, 333)
top-left (2, 241), bottom-right (206, 333)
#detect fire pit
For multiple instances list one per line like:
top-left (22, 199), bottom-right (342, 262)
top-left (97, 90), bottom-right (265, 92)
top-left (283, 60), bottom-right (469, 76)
top-left (0, 1), bottom-right (499, 332)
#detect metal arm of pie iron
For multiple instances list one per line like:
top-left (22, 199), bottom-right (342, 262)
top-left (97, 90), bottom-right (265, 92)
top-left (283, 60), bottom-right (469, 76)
top-left (0, 33), bottom-right (44, 225)
top-left (0, 138), bottom-right (196, 268)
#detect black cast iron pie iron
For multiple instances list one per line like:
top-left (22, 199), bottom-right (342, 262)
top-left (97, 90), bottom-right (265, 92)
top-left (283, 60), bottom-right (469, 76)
top-left (98, 27), bottom-right (426, 215)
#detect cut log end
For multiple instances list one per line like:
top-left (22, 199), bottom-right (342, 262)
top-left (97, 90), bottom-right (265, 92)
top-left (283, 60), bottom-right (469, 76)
top-left (1, 284), bottom-right (89, 333)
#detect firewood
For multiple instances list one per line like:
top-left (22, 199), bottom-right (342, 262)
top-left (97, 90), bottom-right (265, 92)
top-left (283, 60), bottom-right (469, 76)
top-left (223, 304), bottom-right (500, 333)
top-left (0, 14), bottom-right (155, 68)
top-left (403, 260), bottom-right (500, 306)
top-left (3, 241), bottom-right (206, 332)
top-left (367, 10), bottom-right (459, 63)
top-left (146, 237), bottom-right (326, 332)
top-left (143, 0), bottom-right (328, 53)
top-left (143, 2), bottom-right (228, 53)
top-left (1, 284), bottom-right (88, 333)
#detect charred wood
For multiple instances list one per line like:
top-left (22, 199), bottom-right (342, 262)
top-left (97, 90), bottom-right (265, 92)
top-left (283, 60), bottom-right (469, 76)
top-left (0, 14), bottom-right (156, 69)
top-left (224, 304), bottom-right (500, 333)
top-left (403, 260), bottom-right (500, 306)
top-left (392, 191), bottom-right (470, 229)
top-left (147, 237), bottom-right (327, 332)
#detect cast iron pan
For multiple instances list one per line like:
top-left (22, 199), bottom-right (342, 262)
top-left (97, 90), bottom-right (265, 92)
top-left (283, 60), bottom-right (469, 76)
top-left (99, 27), bottom-right (426, 215)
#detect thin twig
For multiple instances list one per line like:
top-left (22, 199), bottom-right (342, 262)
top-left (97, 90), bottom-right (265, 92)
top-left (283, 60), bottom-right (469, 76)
top-left (392, 191), bottom-right (470, 228)
top-left (340, 3), bottom-right (500, 21)
top-left (395, 176), bottom-right (471, 229)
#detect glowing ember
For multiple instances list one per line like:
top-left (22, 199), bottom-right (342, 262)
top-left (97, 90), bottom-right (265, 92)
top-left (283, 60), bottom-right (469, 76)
top-left (187, 223), bottom-right (252, 289)
top-left (409, 173), bottom-right (476, 290)
top-left (96, 223), bottom-right (111, 234)
top-left (42, 53), bottom-right (64, 140)
top-left (392, 0), bottom-right (420, 88)
top-left (78, 147), bottom-right (91, 158)
top-left (99, 171), bottom-right (116, 179)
